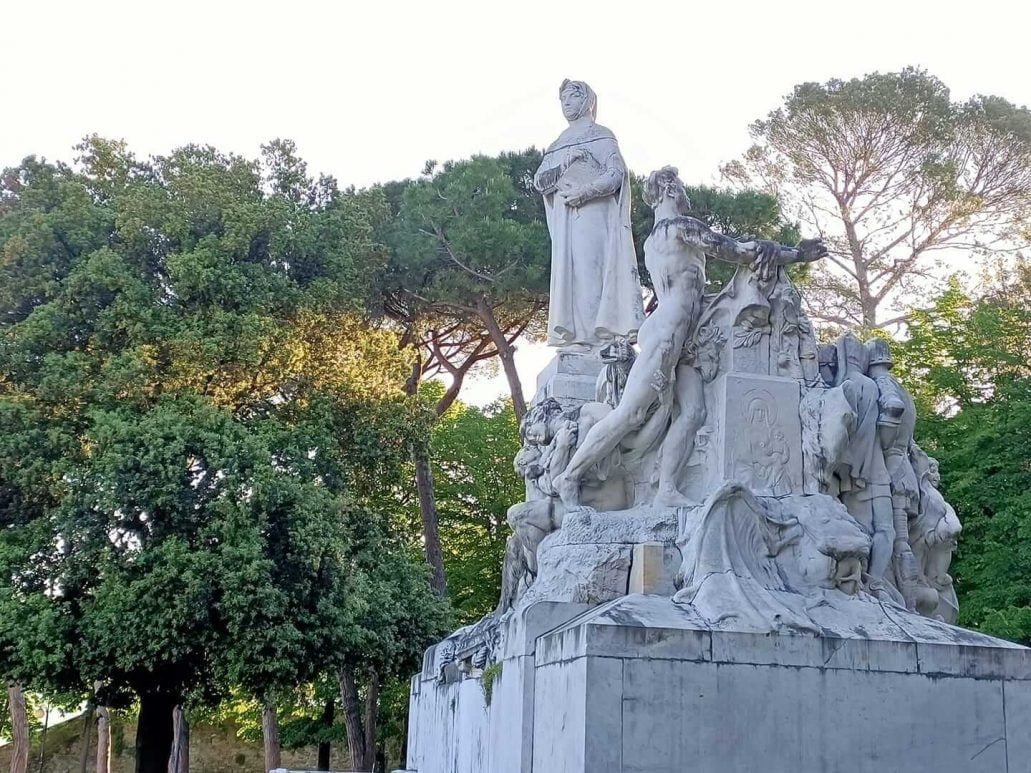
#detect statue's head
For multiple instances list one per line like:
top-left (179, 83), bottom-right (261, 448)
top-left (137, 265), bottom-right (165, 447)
top-left (865, 338), bottom-right (893, 371)
top-left (836, 333), bottom-right (870, 377)
top-left (817, 343), bottom-right (838, 386)
top-left (643, 166), bottom-right (692, 215)
top-left (559, 79), bottom-right (597, 122)
top-left (928, 456), bottom-right (941, 487)
top-left (520, 397), bottom-right (564, 445)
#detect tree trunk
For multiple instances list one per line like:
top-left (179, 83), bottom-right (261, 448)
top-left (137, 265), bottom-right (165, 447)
top-left (412, 441), bottom-right (448, 596)
top-left (167, 706), bottom-right (188, 773)
top-left (261, 702), bottom-right (280, 773)
top-left (78, 704), bottom-right (95, 773)
top-left (476, 297), bottom-right (527, 421)
top-left (316, 699), bottom-right (334, 771)
top-left (35, 704), bottom-right (49, 773)
top-left (8, 683), bottom-right (29, 773)
top-left (362, 672), bottom-right (379, 773)
top-left (95, 706), bottom-right (111, 773)
top-left (134, 691), bottom-right (177, 773)
top-left (337, 669), bottom-right (374, 772)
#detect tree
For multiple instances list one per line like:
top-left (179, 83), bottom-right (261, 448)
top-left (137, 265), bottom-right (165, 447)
top-left (724, 67), bottom-right (1031, 330)
top-left (332, 542), bottom-right (448, 771)
top-left (376, 150), bottom-right (549, 595)
top-left (0, 138), bottom-right (443, 773)
top-left (429, 400), bottom-right (523, 623)
top-left (891, 259), bottom-right (1031, 643)
top-left (385, 150), bottom-right (549, 422)
top-left (6, 683), bottom-right (28, 773)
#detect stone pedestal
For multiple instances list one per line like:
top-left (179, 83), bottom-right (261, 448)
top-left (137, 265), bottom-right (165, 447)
top-left (405, 596), bottom-right (1031, 773)
top-left (533, 351), bottom-right (603, 405)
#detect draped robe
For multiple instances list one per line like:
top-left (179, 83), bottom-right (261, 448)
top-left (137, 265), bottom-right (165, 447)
top-left (537, 123), bottom-right (644, 347)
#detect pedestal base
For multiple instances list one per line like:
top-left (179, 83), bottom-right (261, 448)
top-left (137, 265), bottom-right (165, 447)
top-left (532, 351), bottom-right (604, 405)
top-left (406, 596), bottom-right (1031, 773)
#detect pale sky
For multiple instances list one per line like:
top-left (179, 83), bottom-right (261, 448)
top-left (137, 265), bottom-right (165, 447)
top-left (3, 0), bottom-right (1030, 405)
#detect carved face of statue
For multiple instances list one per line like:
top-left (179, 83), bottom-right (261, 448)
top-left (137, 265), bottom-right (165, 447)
top-left (643, 166), bottom-right (692, 215)
top-left (520, 398), bottom-right (563, 447)
top-left (560, 85), bottom-right (588, 121)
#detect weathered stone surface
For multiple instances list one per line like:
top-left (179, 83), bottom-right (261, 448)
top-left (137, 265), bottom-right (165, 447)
top-left (532, 351), bottom-right (604, 404)
top-left (534, 596), bottom-right (1031, 773)
top-left (628, 542), bottom-right (668, 594)
top-left (522, 507), bottom-right (680, 606)
top-left (705, 373), bottom-right (804, 496)
top-left (408, 596), bottom-right (1031, 773)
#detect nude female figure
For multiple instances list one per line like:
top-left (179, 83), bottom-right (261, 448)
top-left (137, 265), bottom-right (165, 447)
top-left (554, 167), bottom-right (827, 507)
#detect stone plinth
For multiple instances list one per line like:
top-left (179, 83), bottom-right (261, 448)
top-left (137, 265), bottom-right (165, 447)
top-left (407, 596), bottom-right (1031, 773)
top-left (533, 595), bottom-right (1031, 773)
top-left (533, 351), bottom-right (604, 405)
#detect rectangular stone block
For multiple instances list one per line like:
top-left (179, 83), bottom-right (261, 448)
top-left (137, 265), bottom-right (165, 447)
top-left (628, 542), bottom-right (670, 595)
top-left (709, 373), bottom-right (803, 495)
top-left (617, 658), bottom-right (1009, 773)
top-left (533, 352), bottom-right (604, 404)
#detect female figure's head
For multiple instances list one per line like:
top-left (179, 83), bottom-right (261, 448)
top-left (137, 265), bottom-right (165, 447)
top-left (643, 166), bottom-right (692, 216)
top-left (559, 79), bottom-right (597, 122)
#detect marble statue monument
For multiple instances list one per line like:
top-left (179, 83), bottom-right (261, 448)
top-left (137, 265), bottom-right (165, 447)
top-left (399, 83), bottom-right (1031, 773)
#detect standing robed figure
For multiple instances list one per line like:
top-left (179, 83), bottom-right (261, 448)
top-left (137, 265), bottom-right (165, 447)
top-left (534, 80), bottom-right (644, 349)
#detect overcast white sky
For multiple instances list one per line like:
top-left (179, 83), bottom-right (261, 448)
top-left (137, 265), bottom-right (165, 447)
top-left (3, 0), bottom-right (1029, 405)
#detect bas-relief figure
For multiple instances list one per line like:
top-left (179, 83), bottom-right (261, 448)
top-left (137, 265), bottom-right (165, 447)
top-left (534, 80), bottom-right (644, 350)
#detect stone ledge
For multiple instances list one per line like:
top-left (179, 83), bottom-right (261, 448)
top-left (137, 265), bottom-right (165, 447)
top-left (534, 595), bottom-right (1031, 681)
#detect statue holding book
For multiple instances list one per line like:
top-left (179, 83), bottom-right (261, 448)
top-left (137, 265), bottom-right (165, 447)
top-left (534, 79), bottom-right (644, 350)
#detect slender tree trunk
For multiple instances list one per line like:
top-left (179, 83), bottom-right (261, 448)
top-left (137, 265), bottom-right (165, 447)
top-left (412, 441), bottom-right (448, 596)
top-left (78, 704), bottom-right (95, 773)
top-left (362, 672), bottom-right (379, 773)
top-left (316, 699), bottom-right (334, 771)
top-left (261, 702), bottom-right (280, 773)
top-left (476, 298), bottom-right (527, 421)
top-left (95, 706), bottom-right (111, 773)
top-left (337, 669), bottom-right (375, 772)
top-left (8, 683), bottom-right (29, 773)
top-left (134, 691), bottom-right (177, 773)
top-left (35, 704), bottom-right (49, 773)
top-left (167, 706), bottom-right (188, 773)
top-left (403, 350), bottom-right (448, 597)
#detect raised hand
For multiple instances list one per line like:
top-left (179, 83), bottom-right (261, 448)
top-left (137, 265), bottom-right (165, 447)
top-left (795, 238), bottom-right (829, 263)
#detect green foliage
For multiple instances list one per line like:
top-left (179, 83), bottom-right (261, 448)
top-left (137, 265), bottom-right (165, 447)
top-left (480, 662), bottom-right (502, 707)
top-left (0, 137), bottom-right (446, 726)
top-left (431, 399), bottom-right (522, 623)
top-left (893, 259), bottom-right (1031, 643)
top-left (380, 149), bottom-right (549, 343)
top-left (926, 380), bottom-right (1031, 643)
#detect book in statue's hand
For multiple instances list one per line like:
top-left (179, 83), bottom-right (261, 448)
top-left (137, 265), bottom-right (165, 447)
top-left (539, 156), bottom-right (604, 197)
top-left (536, 165), bottom-right (564, 195)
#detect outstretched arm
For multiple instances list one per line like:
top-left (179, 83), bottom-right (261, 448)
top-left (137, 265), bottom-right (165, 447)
top-left (675, 218), bottom-right (826, 279)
